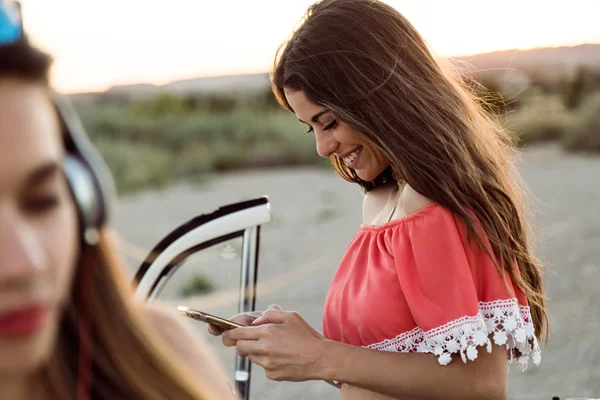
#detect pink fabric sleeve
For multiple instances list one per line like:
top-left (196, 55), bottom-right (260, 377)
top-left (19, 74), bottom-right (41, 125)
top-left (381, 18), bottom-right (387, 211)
top-left (389, 205), bottom-right (540, 370)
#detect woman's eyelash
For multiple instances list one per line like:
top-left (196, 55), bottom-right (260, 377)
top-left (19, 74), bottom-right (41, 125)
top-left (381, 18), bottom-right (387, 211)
top-left (24, 196), bottom-right (61, 214)
top-left (304, 118), bottom-right (337, 134)
top-left (323, 120), bottom-right (338, 131)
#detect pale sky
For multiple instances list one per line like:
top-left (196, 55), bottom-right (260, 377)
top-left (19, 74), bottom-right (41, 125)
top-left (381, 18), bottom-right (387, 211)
top-left (18, 0), bottom-right (600, 94)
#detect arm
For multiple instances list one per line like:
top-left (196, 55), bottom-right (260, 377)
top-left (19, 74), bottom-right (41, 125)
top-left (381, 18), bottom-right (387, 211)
top-left (320, 336), bottom-right (508, 400)
top-left (226, 311), bottom-right (507, 400)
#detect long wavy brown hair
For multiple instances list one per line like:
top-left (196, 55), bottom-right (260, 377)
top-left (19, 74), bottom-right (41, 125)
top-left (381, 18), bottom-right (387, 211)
top-left (42, 232), bottom-right (220, 400)
top-left (271, 0), bottom-right (548, 340)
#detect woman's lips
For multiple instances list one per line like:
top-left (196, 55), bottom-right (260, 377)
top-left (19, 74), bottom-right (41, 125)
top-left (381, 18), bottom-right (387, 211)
top-left (342, 146), bottom-right (363, 168)
top-left (0, 305), bottom-right (49, 338)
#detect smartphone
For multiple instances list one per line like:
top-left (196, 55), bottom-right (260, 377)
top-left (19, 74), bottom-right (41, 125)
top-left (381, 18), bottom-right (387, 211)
top-left (177, 306), bottom-right (243, 330)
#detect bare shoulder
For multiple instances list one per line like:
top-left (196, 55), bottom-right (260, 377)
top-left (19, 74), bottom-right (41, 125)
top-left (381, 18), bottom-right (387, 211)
top-left (400, 184), bottom-right (433, 216)
top-left (139, 302), bottom-right (237, 398)
top-left (362, 183), bottom-right (397, 223)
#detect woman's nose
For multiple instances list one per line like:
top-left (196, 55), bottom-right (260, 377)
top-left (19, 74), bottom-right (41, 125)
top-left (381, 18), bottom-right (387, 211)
top-left (315, 130), bottom-right (339, 158)
top-left (0, 213), bottom-right (44, 282)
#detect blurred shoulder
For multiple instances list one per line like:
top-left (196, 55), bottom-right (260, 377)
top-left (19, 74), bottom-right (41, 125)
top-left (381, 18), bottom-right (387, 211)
top-left (140, 302), bottom-right (191, 341)
top-left (138, 302), bottom-right (237, 398)
top-left (138, 302), bottom-right (213, 358)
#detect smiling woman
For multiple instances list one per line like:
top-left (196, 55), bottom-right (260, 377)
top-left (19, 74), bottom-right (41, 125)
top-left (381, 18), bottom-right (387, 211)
top-left (209, 1), bottom-right (548, 399)
top-left (0, 2), bottom-right (237, 399)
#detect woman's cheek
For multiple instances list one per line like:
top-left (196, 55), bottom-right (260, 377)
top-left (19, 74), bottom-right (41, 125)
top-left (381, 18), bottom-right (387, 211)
top-left (44, 201), bottom-right (80, 302)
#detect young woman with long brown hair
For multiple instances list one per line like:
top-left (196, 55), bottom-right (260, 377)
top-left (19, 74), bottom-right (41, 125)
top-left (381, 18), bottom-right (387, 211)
top-left (0, 3), bottom-right (237, 399)
top-left (212, 1), bottom-right (548, 399)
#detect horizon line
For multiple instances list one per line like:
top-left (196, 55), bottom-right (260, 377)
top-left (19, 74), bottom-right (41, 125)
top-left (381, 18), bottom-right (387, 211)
top-left (63, 42), bottom-right (599, 96)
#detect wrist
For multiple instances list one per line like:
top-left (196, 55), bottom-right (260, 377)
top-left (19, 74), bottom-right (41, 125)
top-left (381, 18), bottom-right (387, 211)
top-left (315, 338), bottom-right (347, 382)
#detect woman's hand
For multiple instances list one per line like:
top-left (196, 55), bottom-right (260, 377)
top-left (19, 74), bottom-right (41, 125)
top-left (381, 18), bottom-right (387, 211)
top-left (221, 309), bottom-right (330, 382)
top-left (207, 304), bottom-right (281, 337)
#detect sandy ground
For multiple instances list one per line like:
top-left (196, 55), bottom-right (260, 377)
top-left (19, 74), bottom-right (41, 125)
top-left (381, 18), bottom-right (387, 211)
top-left (114, 144), bottom-right (599, 400)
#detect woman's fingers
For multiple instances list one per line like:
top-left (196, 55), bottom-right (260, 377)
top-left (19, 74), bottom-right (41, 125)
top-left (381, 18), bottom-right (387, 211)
top-left (236, 339), bottom-right (266, 358)
top-left (207, 324), bottom-right (224, 336)
top-left (222, 324), bottom-right (273, 348)
top-left (207, 311), bottom-right (263, 337)
top-left (223, 325), bottom-right (265, 341)
top-left (230, 311), bottom-right (263, 326)
top-left (252, 310), bottom-right (294, 326)
top-left (208, 307), bottom-right (284, 342)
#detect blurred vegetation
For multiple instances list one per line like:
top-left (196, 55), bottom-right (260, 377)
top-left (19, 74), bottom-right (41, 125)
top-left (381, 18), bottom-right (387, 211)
top-left (76, 89), bottom-right (323, 194)
top-left (179, 272), bottom-right (216, 298)
top-left (502, 66), bottom-right (600, 149)
top-left (563, 93), bottom-right (600, 152)
top-left (75, 64), bottom-right (600, 195)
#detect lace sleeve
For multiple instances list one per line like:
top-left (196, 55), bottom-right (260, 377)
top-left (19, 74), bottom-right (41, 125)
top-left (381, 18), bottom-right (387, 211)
top-left (386, 205), bottom-right (541, 371)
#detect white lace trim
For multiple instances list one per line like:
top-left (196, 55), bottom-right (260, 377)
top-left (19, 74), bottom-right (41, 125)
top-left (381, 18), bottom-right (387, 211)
top-left (363, 298), bottom-right (541, 371)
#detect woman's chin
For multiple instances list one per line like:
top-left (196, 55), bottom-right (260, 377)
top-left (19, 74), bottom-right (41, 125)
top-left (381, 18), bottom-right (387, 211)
top-left (0, 337), bottom-right (53, 373)
top-left (355, 168), bottom-right (378, 183)
top-left (355, 162), bottom-right (392, 183)
top-left (0, 317), bottom-right (60, 373)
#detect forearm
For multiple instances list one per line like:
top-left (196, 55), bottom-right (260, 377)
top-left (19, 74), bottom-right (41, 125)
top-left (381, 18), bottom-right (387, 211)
top-left (318, 340), bottom-right (507, 400)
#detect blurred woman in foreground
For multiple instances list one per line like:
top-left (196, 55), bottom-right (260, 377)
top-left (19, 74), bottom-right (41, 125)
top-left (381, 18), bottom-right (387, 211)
top-left (0, 3), bottom-right (236, 399)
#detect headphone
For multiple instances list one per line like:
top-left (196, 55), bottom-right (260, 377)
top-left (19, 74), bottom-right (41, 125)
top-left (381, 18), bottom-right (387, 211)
top-left (54, 95), bottom-right (116, 400)
top-left (55, 94), bottom-right (116, 246)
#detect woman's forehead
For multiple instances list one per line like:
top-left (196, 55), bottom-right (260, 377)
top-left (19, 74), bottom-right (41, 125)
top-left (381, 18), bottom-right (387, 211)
top-left (284, 89), bottom-right (326, 119)
top-left (0, 79), bottom-right (62, 190)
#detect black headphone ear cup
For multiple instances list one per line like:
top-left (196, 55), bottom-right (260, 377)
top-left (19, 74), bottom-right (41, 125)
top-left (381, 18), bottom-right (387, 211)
top-left (55, 93), bottom-right (115, 245)
top-left (63, 154), bottom-right (103, 245)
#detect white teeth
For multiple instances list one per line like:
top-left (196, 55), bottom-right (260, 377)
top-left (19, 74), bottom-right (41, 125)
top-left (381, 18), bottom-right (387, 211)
top-left (343, 147), bottom-right (362, 165)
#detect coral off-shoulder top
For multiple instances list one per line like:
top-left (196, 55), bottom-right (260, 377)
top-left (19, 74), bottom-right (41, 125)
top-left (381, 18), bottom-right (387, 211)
top-left (322, 202), bottom-right (541, 371)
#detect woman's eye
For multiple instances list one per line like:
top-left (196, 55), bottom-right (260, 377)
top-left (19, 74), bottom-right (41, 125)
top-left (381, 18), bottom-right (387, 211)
top-left (23, 195), bottom-right (61, 214)
top-left (304, 117), bottom-right (336, 134)
top-left (323, 120), bottom-right (338, 131)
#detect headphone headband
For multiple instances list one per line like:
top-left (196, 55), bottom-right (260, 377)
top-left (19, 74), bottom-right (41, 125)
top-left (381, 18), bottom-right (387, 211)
top-left (55, 93), bottom-right (116, 244)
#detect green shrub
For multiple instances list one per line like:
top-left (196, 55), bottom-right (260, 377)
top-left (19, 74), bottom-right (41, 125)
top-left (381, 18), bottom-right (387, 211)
top-left (503, 92), bottom-right (573, 144)
top-left (563, 66), bottom-right (591, 110)
top-left (180, 273), bottom-right (215, 298)
top-left (246, 86), bottom-right (284, 112)
top-left (562, 93), bottom-right (600, 152)
top-left (504, 108), bottom-right (572, 144)
top-left (130, 92), bottom-right (192, 116)
top-left (93, 139), bottom-right (174, 194)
